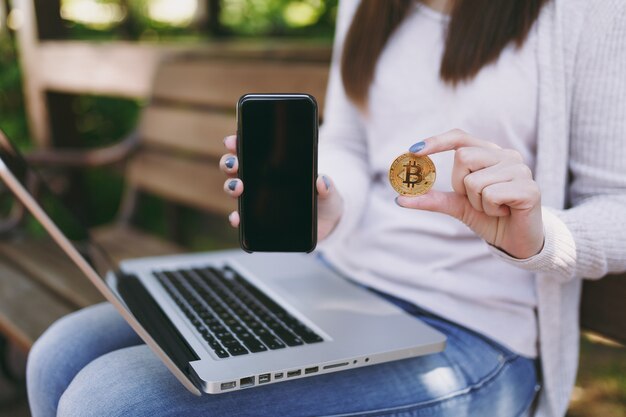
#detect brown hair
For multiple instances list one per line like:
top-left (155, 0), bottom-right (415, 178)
top-left (341, 0), bottom-right (548, 108)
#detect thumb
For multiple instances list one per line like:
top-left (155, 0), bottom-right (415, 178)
top-left (316, 175), bottom-right (334, 199)
top-left (396, 190), bottom-right (467, 220)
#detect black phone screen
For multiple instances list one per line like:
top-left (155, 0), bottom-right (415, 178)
top-left (237, 94), bottom-right (317, 252)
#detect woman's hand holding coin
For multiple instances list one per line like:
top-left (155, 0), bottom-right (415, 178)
top-left (393, 129), bottom-right (544, 259)
top-left (219, 134), bottom-right (344, 241)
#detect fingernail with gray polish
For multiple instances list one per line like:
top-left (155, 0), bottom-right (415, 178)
top-left (225, 157), bottom-right (235, 169)
top-left (228, 180), bottom-right (237, 191)
top-left (322, 176), bottom-right (331, 191)
top-left (409, 141), bottom-right (426, 153)
top-left (394, 196), bottom-right (401, 206)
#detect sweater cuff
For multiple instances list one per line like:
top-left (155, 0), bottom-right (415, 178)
top-left (487, 207), bottom-right (578, 281)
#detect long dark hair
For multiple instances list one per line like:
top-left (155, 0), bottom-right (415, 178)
top-left (341, 0), bottom-right (548, 108)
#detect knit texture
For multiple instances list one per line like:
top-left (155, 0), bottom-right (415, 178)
top-left (499, 1), bottom-right (626, 415)
top-left (319, 1), bottom-right (626, 416)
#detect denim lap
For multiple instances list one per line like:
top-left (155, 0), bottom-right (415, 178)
top-left (29, 302), bottom-right (538, 417)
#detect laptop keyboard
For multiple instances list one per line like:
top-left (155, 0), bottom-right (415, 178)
top-left (155, 266), bottom-right (324, 359)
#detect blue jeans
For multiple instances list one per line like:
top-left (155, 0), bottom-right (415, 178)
top-left (27, 289), bottom-right (540, 417)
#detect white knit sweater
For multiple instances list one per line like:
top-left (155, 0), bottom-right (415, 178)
top-left (318, 1), bottom-right (626, 416)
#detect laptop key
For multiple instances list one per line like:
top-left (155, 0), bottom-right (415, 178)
top-left (224, 318), bottom-right (239, 327)
top-left (243, 338), bottom-right (268, 353)
top-left (275, 331), bottom-right (304, 347)
top-left (208, 320), bottom-right (224, 329)
top-left (298, 331), bottom-right (324, 344)
top-left (222, 339), bottom-right (243, 348)
top-left (204, 336), bottom-right (223, 350)
top-left (283, 323), bottom-right (324, 343)
top-left (260, 335), bottom-right (286, 350)
top-left (246, 320), bottom-right (262, 329)
top-left (214, 330), bottom-right (232, 340)
top-left (203, 317), bottom-right (220, 327)
top-left (228, 345), bottom-right (249, 356)
top-left (214, 348), bottom-right (230, 358)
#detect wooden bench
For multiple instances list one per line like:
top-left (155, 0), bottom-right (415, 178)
top-left (0, 48), bottom-right (624, 369)
top-left (0, 49), bottom-right (330, 355)
top-left (580, 274), bottom-right (626, 345)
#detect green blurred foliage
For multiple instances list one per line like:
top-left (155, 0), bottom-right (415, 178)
top-left (0, 37), bottom-right (29, 149)
top-left (59, 0), bottom-right (338, 41)
top-left (220, 0), bottom-right (338, 38)
top-left (72, 95), bottom-right (141, 148)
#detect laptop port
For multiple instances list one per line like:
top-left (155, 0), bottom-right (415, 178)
top-left (259, 373), bottom-right (271, 384)
top-left (221, 381), bottom-right (236, 390)
top-left (305, 366), bottom-right (319, 375)
top-left (287, 370), bottom-right (302, 378)
top-left (323, 362), bottom-right (349, 370)
top-left (240, 376), bottom-right (255, 388)
top-left (274, 372), bottom-right (284, 379)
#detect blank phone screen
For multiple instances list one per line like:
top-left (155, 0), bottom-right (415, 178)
top-left (238, 95), bottom-right (317, 252)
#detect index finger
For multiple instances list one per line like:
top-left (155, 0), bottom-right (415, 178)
top-left (410, 129), bottom-right (501, 156)
top-left (223, 134), bottom-right (237, 153)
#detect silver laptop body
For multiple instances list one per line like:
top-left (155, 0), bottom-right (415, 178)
top-left (0, 132), bottom-right (446, 396)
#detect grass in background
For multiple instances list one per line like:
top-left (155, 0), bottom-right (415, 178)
top-left (568, 334), bottom-right (626, 417)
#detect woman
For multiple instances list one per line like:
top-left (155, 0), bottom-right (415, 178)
top-left (27, 0), bottom-right (626, 416)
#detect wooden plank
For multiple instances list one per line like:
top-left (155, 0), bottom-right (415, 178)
top-left (91, 225), bottom-right (184, 264)
top-left (0, 239), bottom-right (103, 308)
top-left (18, 38), bottom-right (330, 147)
top-left (37, 41), bottom-right (169, 98)
top-left (0, 1), bottom-right (7, 37)
top-left (580, 273), bottom-right (626, 345)
top-left (35, 41), bottom-right (331, 99)
top-left (140, 106), bottom-right (234, 157)
top-left (0, 261), bottom-right (72, 351)
top-left (127, 151), bottom-right (236, 215)
top-left (12, 0), bottom-right (52, 147)
top-left (152, 59), bottom-right (329, 112)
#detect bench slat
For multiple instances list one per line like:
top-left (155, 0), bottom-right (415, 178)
top-left (580, 274), bottom-right (626, 345)
top-left (140, 106), bottom-right (233, 157)
top-left (152, 60), bottom-right (329, 112)
top-left (127, 151), bottom-right (236, 215)
top-left (0, 226), bottom-right (185, 350)
top-left (91, 225), bottom-right (184, 264)
top-left (0, 261), bottom-right (73, 351)
top-left (0, 240), bottom-right (103, 308)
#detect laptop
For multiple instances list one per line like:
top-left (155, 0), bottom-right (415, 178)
top-left (0, 131), bottom-right (445, 395)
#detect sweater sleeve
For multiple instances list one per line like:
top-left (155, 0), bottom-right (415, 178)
top-left (489, 0), bottom-right (626, 281)
top-left (318, 0), bottom-right (371, 244)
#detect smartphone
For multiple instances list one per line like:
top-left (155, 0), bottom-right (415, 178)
top-left (236, 93), bottom-right (318, 253)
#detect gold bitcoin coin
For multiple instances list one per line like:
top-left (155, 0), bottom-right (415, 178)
top-left (388, 153), bottom-right (436, 196)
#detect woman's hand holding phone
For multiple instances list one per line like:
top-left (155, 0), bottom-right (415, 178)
top-left (219, 134), bottom-right (344, 242)
top-left (396, 129), bottom-right (545, 260)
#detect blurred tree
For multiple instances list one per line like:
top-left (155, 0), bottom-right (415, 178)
top-left (220, 0), bottom-right (337, 37)
top-left (57, 0), bottom-right (337, 40)
top-left (0, 36), bottom-right (29, 148)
